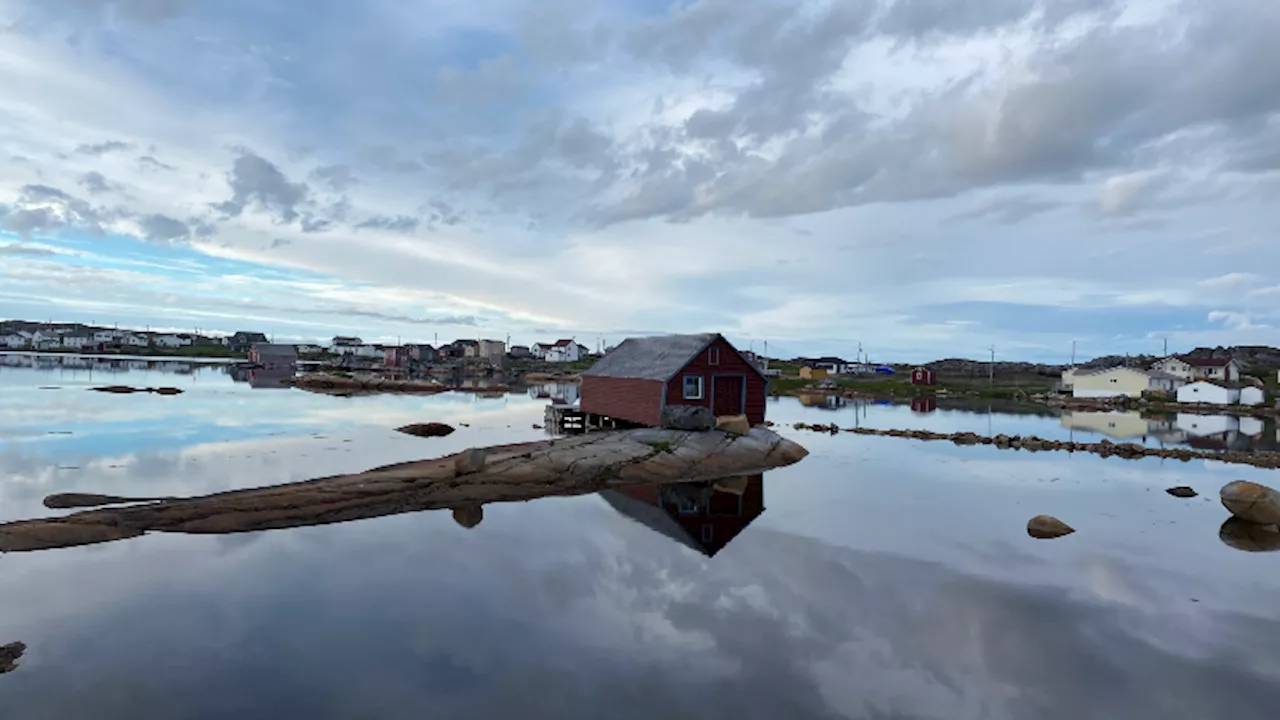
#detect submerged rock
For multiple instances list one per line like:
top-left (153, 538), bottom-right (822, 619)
top-left (1219, 517), bottom-right (1280, 552)
top-left (715, 414), bottom-right (751, 437)
top-left (452, 505), bottom-right (483, 529)
top-left (1166, 486), bottom-right (1198, 498)
top-left (151, 387), bottom-right (184, 396)
top-left (660, 405), bottom-right (716, 431)
top-left (1220, 481), bottom-right (1280, 526)
top-left (1027, 515), bottom-right (1075, 539)
top-left (0, 641), bottom-right (24, 674)
top-left (395, 423), bottom-right (456, 438)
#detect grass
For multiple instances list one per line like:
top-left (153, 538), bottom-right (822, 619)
top-left (768, 373), bottom-right (1053, 401)
top-left (645, 441), bottom-right (674, 453)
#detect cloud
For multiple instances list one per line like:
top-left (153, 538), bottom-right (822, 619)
top-left (212, 151), bottom-right (309, 224)
top-left (0, 243), bottom-right (56, 257)
top-left (74, 140), bottom-right (132, 156)
top-left (137, 214), bottom-right (190, 244)
top-left (354, 215), bottom-right (419, 233)
top-left (138, 156), bottom-right (176, 172)
top-left (309, 165), bottom-right (356, 191)
top-left (77, 171), bottom-right (123, 195)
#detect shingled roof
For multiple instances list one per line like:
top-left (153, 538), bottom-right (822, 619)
top-left (581, 333), bottom-right (721, 381)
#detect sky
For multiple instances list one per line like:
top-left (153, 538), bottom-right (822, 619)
top-left (0, 0), bottom-right (1277, 363)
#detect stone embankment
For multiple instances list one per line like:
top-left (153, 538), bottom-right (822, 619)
top-left (284, 373), bottom-right (508, 395)
top-left (790, 422), bottom-right (1280, 469)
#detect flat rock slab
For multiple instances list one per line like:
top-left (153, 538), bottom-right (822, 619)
top-left (0, 427), bottom-right (808, 553)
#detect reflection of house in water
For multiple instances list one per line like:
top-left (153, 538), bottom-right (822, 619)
top-left (247, 366), bottom-right (295, 389)
top-left (1060, 411), bottom-right (1181, 442)
top-left (1239, 416), bottom-right (1264, 438)
top-left (910, 396), bottom-right (937, 414)
top-left (600, 474), bottom-right (764, 557)
top-left (797, 392), bottom-right (846, 410)
top-left (529, 382), bottom-right (580, 405)
top-left (1177, 413), bottom-right (1241, 451)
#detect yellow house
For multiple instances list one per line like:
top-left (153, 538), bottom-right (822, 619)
top-left (1071, 367), bottom-right (1182, 398)
top-left (799, 366), bottom-right (828, 380)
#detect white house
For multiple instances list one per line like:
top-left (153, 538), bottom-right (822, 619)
top-left (1152, 355), bottom-right (1241, 383)
top-left (61, 335), bottom-right (92, 349)
top-left (1, 333), bottom-right (26, 349)
top-left (154, 334), bottom-right (185, 348)
top-left (1239, 386), bottom-right (1266, 406)
top-left (543, 339), bottom-right (586, 363)
top-left (122, 334), bottom-right (149, 348)
top-left (1176, 381), bottom-right (1239, 405)
top-left (92, 330), bottom-right (119, 344)
top-left (1072, 367), bottom-right (1183, 398)
top-left (354, 344), bottom-right (386, 360)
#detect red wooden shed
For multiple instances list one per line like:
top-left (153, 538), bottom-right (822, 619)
top-left (581, 333), bottom-right (768, 427)
top-left (910, 366), bottom-right (936, 386)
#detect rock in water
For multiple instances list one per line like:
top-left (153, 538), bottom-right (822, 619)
top-left (151, 387), bottom-right (184, 396)
top-left (715, 414), bottom-right (751, 436)
top-left (1166, 486), bottom-right (1198, 498)
top-left (1027, 515), bottom-right (1075, 539)
top-left (454, 448), bottom-right (487, 476)
top-left (452, 505), bottom-right (483, 529)
top-left (660, 405), bottom-right (716, 431)
top-left (396, 423), bottom-right (456, 438)
top-left (1220, 481), bottom-right (1280, 526)
top-left (1219, 517), bottom-right (1280, 552)
top-left (0, 641), bottom-right (25, 674)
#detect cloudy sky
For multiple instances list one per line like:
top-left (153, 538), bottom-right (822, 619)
top-left (0, 0), bottom-right (1277, 362)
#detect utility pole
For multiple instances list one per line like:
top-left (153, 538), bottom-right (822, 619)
top-left (763, 340), bottom-right (769, 370)
top-left (1071, 340), bottom-right (1076, 366)
top-left (1163, 337), bottom-right (1168, 356)
top-left (989, 345), bottom-right (995, 385)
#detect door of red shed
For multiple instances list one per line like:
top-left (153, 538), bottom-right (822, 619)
top-left (712, 376), bottom-right (745, 416)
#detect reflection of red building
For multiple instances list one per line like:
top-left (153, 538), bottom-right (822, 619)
top-left (910, 396), bottom-right (937, 413)
top-left (600, 474), bottom-right (765, 557)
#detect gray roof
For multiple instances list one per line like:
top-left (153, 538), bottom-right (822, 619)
top-left (599, 489), bottom-right (707, 555)
top-left (581, 333), bottom-right (720, 381)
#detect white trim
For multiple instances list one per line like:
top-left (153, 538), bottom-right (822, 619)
top-left (682, 374), bottom-right (704, 400)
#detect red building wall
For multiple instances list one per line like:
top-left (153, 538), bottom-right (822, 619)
top-left (581, 376), bottom-right (665, 427)
top-left (663, 337), bottom-right (767, 424)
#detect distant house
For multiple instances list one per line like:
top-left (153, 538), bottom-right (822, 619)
top-left (122, 334), bottom-right (149, 348)
top-left (1071, 366), bottom-right (1183, 398)
top-left (599, 475), bottom-right (765, 557)
top-left (541, 339), bottom-right (585, 363)
top-left (248, 343), bottom-right (298, 366)
top-left (354, 344), bottom-right (386, 360)
top-left (384, 346), bottom-right (412, 368)
top-left (1240, 385), bottom-right (1266, 406)
top-left (154, 334), bottom-right (185, 349)
top-left (61, 335), bottom-right (92, 350)
top-left (910, 367), bottom-right (936, 386)
top-left (452, 339), bottom-right (480, 358)
top-left (92, 330), bottom-right (118, 344)
top-left (409, 344), bottom-right (437, 362)
top-left (581, 333), bottom-right (768, 427)
top-left (229, 331), bottom-right (269, 353)
top-left (331, 336), bottom-right (363, 354)
top-left (509, 345), bottom-right (531, 359)
top-left (1152, 355), bottom-right (1241, 383)
top-left (1177, 381), bottom-right (1239, 405)
top-left (477, 339), bottom-right (506, 359)
top-left (0, 333), bottom-right (26, 349)
top-left (295, 344), bottom-right (325, 355)
top-left (799, 366), bottom-right (828, 381)
top-left (806, 357), bottom-right (852, 374)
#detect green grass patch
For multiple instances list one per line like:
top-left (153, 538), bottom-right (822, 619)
top-left (645, 441), bottom-right (673, 453)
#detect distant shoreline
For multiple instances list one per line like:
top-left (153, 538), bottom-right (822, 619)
top-left (0, 350), bottom-right (239, 365)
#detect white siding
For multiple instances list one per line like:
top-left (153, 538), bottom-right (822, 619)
top-left (1176, 413), bottom-right (1238, 436)
top-left (1239, 386), bottom-right (1266, 406)
top-left (1176, 382), bottom-right (1238, 405)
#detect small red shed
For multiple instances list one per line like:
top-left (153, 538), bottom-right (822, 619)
top-left (910, 366), bottom-right (936, 386)
top-left (581, 333), bottom-right (768, 427)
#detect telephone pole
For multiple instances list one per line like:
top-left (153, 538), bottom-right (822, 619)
top-left (989, 345), bottom-right (995, 385)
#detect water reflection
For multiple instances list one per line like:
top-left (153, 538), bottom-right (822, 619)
top-left (1060, 410), bottom-right (1277, 452)
top-left (528, 382), bottom-right (580, 405)
top-left (601, 474), bottom-right (764, 556)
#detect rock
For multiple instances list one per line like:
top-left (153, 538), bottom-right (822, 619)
top-left (532, 424), bottom-right (543, 430)
top-left (1166, 486), bottom-right (1198, 498)
top-left (1027, 515), bottom-right (1075, 539)
top-left (91, 385), bottom-right (140, 394)
top-left (715, 415), bottom-right (751, 437)
top-left (1220, 481), bottom-right (1280, 526)
top-left (713, 476), bottom-right (751, 495)
top-left (454, 448), bottom-right (488, 476)
top-left (396, 423), bottom-right (456, 438)
top-left (0, 641), bottom-right (24, 674)
top-left (451, 505), bottom-right (484, 529)
top-left (660, 405), bottom-right (716, 431)
top-left (1219, 517), bottom-right (1280, 552)
top-left (151, 387), bottom-right (184, 395)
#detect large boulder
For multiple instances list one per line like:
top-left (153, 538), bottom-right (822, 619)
top-left (454, 448), bottom-right (488, 476)
top-left (396, 423), bottom-right (456, 438)
top-left (1220, 481), bottom-right (1280, 526)
top-left (715, 414), bottom-right (751, 437)
top-left (452, 505), bottom-right (484, 529)
top-left (1, 641), bottom-right (25, 674)
top-left (660, 405), bottom-right (716, 431)
top-left (1219, 517), bottom-right (1280, 552)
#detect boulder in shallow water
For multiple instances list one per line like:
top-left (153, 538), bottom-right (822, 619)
top-left (660, 405), bottom-right (716, 431)
top-left (1220, 481), bottom-right (1280, 526)
top-left (1166, 486), bottom-right (1198, 498)
top-left (1027, 515), bottom-right (1075, 539)
top-left (396, 423), bottom-right (456, 438)
top-left (1219, 517), bottom-right (1280, 552)
top-left (452, 505), bottom-right (483, 529)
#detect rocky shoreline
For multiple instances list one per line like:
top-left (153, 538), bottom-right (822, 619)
top-left (791, 422), bottom-right (1280, 469)
top-left (284, 373), bottom-right (508, 395)
top-left (1045, 395), bottom-right (1280, 418)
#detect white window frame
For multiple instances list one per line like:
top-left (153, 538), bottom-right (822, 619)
top-left (683, 374), bottom-right (704, 400)
top-left (708, 346), bottom-right (720, 365)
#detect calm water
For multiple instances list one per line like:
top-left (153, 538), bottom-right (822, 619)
top-left (3, 357), bottom-right (1280, 719)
